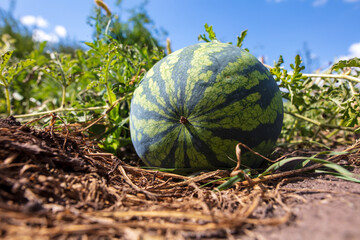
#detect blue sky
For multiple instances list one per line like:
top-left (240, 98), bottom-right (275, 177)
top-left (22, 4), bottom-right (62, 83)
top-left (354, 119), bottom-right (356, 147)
top-left (1, 0), bottom-right (360, 72)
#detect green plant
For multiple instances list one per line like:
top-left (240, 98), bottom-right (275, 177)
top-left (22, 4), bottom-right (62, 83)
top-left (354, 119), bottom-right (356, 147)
top-left (271, 55), bottom-right (360, 144)
top-left (0, 50), bottom-right (34, 115)
top-left (42, 52), bottom-right (82, 109)
top-left (0, 8), bottom-right (35, 58)
top-left (1, 0), bottom-right (358, 187)
top-left (90, 0), bottom-right (166, 50)
top-left (82, 37), bottom-right (164, 154)
top-left (1, 1), bottom-right (165, 155)
top-left (0, 34), bottom-right (15, 56)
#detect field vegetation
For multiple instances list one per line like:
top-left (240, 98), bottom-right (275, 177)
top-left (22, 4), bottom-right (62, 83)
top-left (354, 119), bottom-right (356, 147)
top-left (0, 1), bottom-right (359, 238)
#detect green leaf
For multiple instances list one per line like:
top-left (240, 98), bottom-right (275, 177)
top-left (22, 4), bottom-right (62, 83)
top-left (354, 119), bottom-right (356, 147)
top-left (98, 116), bottom-right (129, 141)
top-left (1, 50), bottom-right (13, 72)
top-left (236, 29), bottom-right (248, 48)
top-left (87, 80), bottom-right (99, 89)
top-left (39, 41), bottom-right (47, 53)
top-left (260, 152), bottom-right (354, 176)
top-left (198, 23), bottom-right (217, 42)
top-left (355, 126), bottom-right (360, 133)
top-left (9, 59), bottom-right (35, 77)
top-left (204, 23), bottom-right (217, 41)
top-left (307, 141), bottom-right (331, 150)
top-left (345, 114), bottom-right (359, 127)
top-left (198, 34), bottom-right (210, 42)
top-left (107, 85), bottom-right (117, 104)
top-left (216, 175), bottom-right (241, 191)
top-left (199, 177), bottom-right (231, 188)
top-left (331, 57), bottom-right (360, 71)
top-left (216, 169), bottom-right (252, 190)
top-left (84, 41), bottom-right (95, 48)
top-left (315, 170), bottom-right (360, 183)
top-left (3, 58), bottom-right (35, 85)
top-left (295, 151), bottom-right (344, 169)
top-left (273, 55), bottom-right (284, 68)
top-left (260, 157), bottom-right (301, 176)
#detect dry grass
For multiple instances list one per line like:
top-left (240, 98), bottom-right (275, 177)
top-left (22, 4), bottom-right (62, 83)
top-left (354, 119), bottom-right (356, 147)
top-left (0, 117), bottom-right (359, 239)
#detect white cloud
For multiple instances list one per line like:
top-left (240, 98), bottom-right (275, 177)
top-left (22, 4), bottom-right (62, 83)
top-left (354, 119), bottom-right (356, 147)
top-left (36, 16), bottom-right (48, 28)
top-left (348, 42), bottom-right (360, 57)
top-left (32, 29), bottom-right (59, 43)
top-left (20, 15), bottom-right (36, 26)
top-left (20, 15), bottom-right (48, 28)
top-left (20, 16), bottom-right (68, 43)
top-left (313, 0), bottom-right (328, 6)
top-left (337, 42), bottom-right (360, 60)
top-left (55, 25), bottom-right (67, 38)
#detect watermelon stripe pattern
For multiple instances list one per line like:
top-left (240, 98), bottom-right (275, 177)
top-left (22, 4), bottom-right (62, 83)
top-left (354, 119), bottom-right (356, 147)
top-left (130, 42), bottom-right (283, 169)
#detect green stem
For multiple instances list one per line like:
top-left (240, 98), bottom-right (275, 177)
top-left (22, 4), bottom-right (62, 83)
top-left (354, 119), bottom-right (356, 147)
top-left (349, 81), bottom-right (360, 106)
top-left (301, 73), bottom-right (360, 83)
top-left (61, 85), bottom-right (66, 109)
top-left (286, 118), bottom-right (299, 142)
top-left (264, 64), bottom-right (360, 84)
top-left (14, 93), bottom-right (133, 119)
top-left (104, 53), bottom-right (113, 105)
top-left (285, 111), bottom-right (354, 132)
top-left (4, 85), bottom-right (11, 116)
top-left (325, 109), bottom-right (345, 138)
top-left (14, 106), bottom-right (108, 118)
top-left (54, 53), bottom-right (68, 109)
top-left (327, 128), bottom-right (340, 139)
top-left (0, 74), bottom-right (11, 116)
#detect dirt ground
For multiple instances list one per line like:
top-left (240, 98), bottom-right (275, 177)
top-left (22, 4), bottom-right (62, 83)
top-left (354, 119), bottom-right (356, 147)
top-left (246, 172), bottom-right (360, 240)
top-left (0, 116), bottom-right (359, 240)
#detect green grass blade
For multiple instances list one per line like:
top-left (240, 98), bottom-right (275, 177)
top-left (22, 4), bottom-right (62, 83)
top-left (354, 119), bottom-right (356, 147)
top-left (260, 157), bottom-right (301, 176)
top-left (200, 177), bottom-right (231, 188)
top-left (261, 155), bottom-right (356, 181)
top-left (315, 170), bottom-right (360, 183)
top-left (216, 175), bottom-right (242, 191)
top-left (294, 151), bottom-right (349, 169)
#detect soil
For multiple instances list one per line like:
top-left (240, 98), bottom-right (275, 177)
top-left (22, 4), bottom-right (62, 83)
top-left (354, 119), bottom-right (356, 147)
top-left (246, 173), bottom-right (360, 240)
top-left (0, 116), bottom-right (359, 240)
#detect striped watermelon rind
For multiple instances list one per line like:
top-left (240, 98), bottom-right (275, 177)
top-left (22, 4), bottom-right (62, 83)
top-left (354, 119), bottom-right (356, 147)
top-left (130, 42), bottom-right (283, 169)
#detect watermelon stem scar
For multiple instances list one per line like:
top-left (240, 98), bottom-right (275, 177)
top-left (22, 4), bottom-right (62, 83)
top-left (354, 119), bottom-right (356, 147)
top-left (179, 116), bottom-right (189, 124)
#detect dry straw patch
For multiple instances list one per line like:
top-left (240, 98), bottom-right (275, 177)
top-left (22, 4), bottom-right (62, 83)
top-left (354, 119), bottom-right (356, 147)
top-left (0, 117), bottom-right (359, 239)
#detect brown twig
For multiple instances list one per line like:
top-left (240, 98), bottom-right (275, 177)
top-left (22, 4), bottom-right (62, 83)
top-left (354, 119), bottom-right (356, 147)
top-left (79, 96), bottom-right (126, 132)
top-left (18, 114), bottom-right (51, 130)
top-left (118, 165), bottom-right (158, 200)
top-left (164, 170), bottom-right (224, 188)
top-left (51, 113), bottom-right (70, 150)
top-left (237, 142), bottom-right (277, 163)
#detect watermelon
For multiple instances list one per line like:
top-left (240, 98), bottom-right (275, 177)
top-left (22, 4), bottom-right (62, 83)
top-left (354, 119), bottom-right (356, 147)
top-left (130, 41), bottom-right (283, 170)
